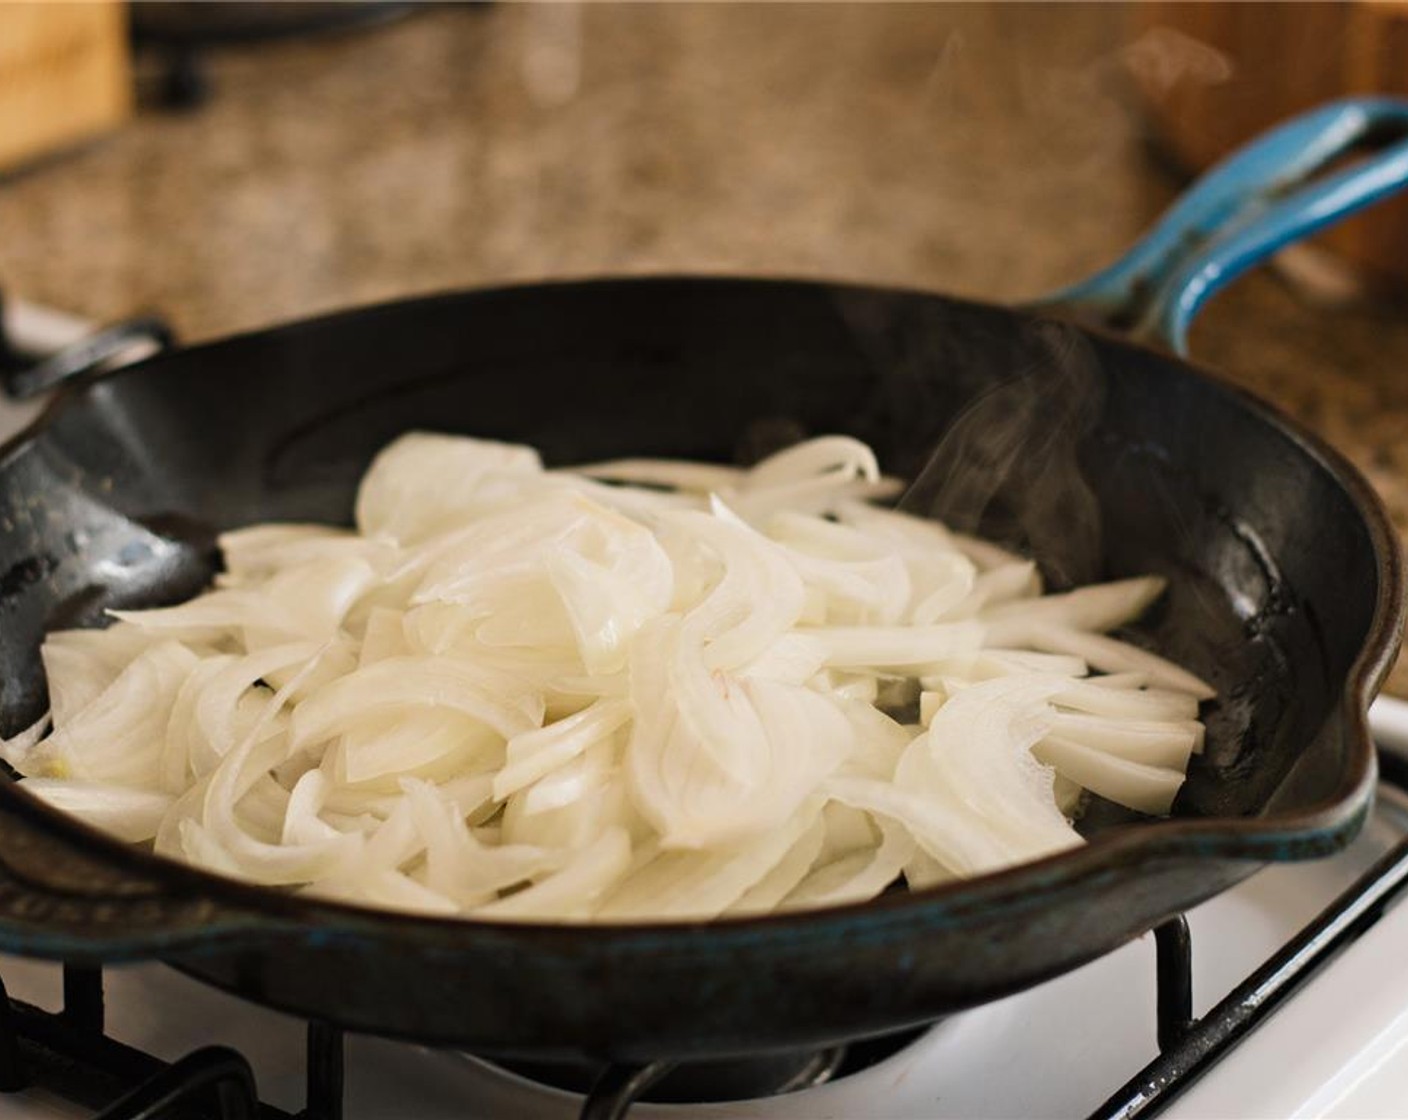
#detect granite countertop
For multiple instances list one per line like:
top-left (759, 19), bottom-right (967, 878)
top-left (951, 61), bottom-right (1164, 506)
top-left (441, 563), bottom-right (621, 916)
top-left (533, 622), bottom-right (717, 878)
top-left (1, 3), bottom-right (1406, 688)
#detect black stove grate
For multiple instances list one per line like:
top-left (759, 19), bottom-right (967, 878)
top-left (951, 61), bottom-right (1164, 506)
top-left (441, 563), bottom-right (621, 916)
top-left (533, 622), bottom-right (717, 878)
top-left (0, 966), bottom-right (302, 1119)
top-left (3, 760), bottom-right (1408, 1120)
top-left (1091, 816), bottom-right (1408, 1118)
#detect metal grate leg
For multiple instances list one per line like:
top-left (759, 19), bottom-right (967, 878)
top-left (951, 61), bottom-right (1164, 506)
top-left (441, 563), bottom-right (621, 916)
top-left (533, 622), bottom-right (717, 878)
top-left (63, 964), bottom-right (104, 1036)
top-left (0, 974), bottom-right (28, 1092)
top-left (306, 1021), bottom-right (344, 1120)
top-left (1154, 916), bottom-right (1194, 1052)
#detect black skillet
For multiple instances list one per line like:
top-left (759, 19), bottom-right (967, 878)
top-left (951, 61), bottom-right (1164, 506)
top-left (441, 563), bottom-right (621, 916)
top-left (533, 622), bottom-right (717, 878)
top-left (0, 100), bottom-right (1405, 1062)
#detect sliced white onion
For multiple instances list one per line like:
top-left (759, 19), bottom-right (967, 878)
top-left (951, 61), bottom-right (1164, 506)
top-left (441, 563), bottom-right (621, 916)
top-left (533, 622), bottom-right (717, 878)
top-left (0, 713), bottom-right (52, 774)
top-left (781, 819), bottom-right (916, 911)
top-left (1033, 736), bottom-right (1186, 815)
top-left (726, 815), bottom-right (828, 916)
top-left (355, 432), bottom-right (543, 544)
top-left (596, 804), bottom-right (823, 921)
top-left (291, 656), bottom-right (544, 747)
top-left (983, 576), bottom-right (1166, 633)
top-left (23, 779), bottom-right (172, 843)
top-left (40, 641), bottom-right (198, 787)
top-left (806, 622), bottom-right (985, 671)
top-left (495, 699), bottom-right (631, 801)
top-left (1049, 712), bottom-right (1202, 767)
top-left (473, 827), bottom-right (632, 921)
top-left (899, 676), bottom-right (1082, 872)
top-left (1009, 623), bottom-right (1216, 700)
top-left (17, 432), bottom-right (1210, 923)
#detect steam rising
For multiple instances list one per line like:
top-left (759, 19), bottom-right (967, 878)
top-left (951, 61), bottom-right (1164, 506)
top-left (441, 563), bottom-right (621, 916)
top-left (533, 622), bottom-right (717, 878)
top-left (1122, 27), bottom-right (1233, 96)
top-left (521, 3), bottom-right (584, 108)
top-left (900, 320), bottom-right (1105, 589)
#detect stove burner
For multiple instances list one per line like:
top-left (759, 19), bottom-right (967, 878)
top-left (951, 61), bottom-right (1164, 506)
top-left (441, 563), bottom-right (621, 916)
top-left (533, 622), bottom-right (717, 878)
top-left (484, 1027), bottom-right (926, 1106)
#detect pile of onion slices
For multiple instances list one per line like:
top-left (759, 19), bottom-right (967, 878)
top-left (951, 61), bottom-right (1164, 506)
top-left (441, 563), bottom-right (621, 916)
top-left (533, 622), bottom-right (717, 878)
top-left (1, 433), bottom-right (1213, 922)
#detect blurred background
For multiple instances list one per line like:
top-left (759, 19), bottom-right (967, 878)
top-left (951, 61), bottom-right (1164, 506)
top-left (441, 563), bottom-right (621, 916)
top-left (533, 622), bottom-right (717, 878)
top-left (3, 0), bottom-right (1408, 673)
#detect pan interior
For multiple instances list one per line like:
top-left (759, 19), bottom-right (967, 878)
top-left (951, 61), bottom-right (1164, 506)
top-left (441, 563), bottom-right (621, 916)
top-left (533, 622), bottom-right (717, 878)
top-left (0, 278), bottom-right (1381, 832)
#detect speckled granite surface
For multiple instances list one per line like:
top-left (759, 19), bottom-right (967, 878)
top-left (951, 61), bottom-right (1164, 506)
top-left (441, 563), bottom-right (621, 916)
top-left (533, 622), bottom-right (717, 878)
top-left (1, 2), bottom-right (1407, 688)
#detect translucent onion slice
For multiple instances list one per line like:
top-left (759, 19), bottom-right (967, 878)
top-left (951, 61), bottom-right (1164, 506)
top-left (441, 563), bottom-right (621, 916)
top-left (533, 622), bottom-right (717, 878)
top-left (23, 779), bottom-right (172, 843)
top-left (473, 827), bottom-right (632, 921)
top-left (726, 815), bottom-right (828, 916)
top-left (39, 642), bottom-right (198, 786)
top-left (291, 656), bottom-right (545, 748)
top-left (963, 561), bottom-right (1043, 612)
top-left (355, 432), bottom-right (543, 544)
top-left (1053, 680), bottom-right (1201, 722)
top-left (822, 775), bottom-right (1012, 877)
top-left (194, 643), bottom-right (323, 763)
top-left (572, 458), bottom-right (746, 494)
top-left (501, 765), bottom-right (634, 852)
top-left (666, 500), bottom-right (806, 671)
top-left (982, 576), bottom-right (1167, 633)
top-left (198, 651), bottom-right (365, 885)
top-left (806, 622), bottom-right (985, 671)
top-left (0, 714), bottom-right (52, 774)
top-left (1010, 624), bottom-right (1216, 700)
top-left (308, 869), bottom-right (460, 916)
top-left (743, 436), bottom-right (879, 490)
top-left (339, 709), bottom-right (502, 785)
top-left (400, 780), bottom-right (562, 905)
top-left (1033, 736), bottom-right (1186, 815)
top-left (596, 804), bottom-right (823, 921)
top-left (1049, 712), bottom-right (1204, 765)
top-left (218, 525), bottom-right (396, 586)
top-left (780, 819), bottom-right (916, 912)
top-left (495, 699), bottom-right (632, 801)
top-left (41, 626), bottom-right (155, 727)
top-left (898, 676), bottom-right (1081, 871)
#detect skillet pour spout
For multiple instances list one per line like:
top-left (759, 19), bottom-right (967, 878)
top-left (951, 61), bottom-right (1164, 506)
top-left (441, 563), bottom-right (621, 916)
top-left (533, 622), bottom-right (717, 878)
top-left (0, 98), bottom-right (1404, 1059)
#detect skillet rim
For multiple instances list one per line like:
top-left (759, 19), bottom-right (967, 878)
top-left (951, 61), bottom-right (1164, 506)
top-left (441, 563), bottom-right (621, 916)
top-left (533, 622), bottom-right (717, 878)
top-left (0, 273), bottom-right (1399, 948)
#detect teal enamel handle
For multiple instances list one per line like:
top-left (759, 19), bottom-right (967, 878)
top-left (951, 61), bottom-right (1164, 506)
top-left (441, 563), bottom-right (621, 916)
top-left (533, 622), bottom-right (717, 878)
top-left (1041, 98), bottom-right (1408, 354)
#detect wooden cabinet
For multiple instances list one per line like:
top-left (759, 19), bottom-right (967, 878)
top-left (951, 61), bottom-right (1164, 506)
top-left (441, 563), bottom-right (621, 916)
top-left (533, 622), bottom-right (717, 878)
top-left (1134, 1), bottom-right (1408, 288)
top-left (0, 3), bottom-right (132, 174)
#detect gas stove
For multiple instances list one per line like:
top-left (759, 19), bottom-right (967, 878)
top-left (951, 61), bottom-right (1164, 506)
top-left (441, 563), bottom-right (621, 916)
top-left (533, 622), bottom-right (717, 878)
top-left (3, 296), bottom-right (1408, 1119)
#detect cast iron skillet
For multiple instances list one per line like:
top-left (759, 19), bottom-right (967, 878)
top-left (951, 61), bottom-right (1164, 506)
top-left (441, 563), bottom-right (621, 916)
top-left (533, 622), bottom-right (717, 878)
top-left (0, 101), bottom-right (1405, 1062)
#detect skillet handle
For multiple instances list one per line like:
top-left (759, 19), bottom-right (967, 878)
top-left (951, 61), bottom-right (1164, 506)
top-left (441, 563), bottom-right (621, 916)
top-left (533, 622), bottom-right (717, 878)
top-left (0, 790), bottom-right (292, 962)
top-left (1040, 97), bottom-right (1408, 355)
